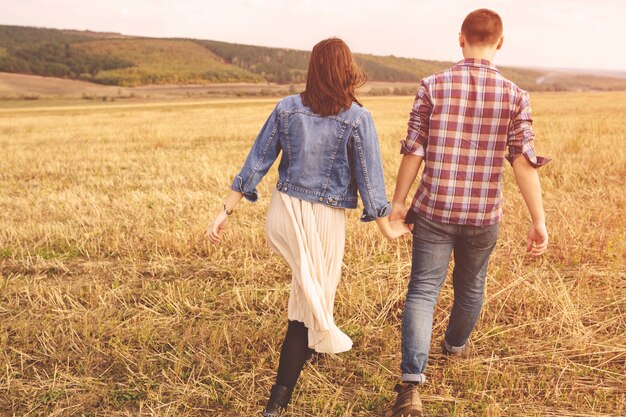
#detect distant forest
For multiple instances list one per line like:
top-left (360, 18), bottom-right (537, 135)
top-left (0, 26), bottom-right (131, 78)
top-left (1, 25), bottom-right (625, 91)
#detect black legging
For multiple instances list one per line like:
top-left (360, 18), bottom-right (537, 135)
top-left (275, 320), bottom-right (315, 390)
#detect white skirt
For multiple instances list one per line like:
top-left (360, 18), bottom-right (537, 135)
top-left (265, 188), bottom-right (353, 354)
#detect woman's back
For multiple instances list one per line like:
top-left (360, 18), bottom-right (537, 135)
top-left (232, 94), bottom-right (390, 221)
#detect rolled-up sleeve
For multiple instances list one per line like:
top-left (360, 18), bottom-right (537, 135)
top-left (506, 91), bottom-right (550, 167)
top-left (352, 111), bottom-right (390, 222)
top-left (400, 80), bottom-right (433, 155)
top-left (230, 103), bottom-right (282, 202)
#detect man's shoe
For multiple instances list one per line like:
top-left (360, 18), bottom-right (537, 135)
top-left (262, 384), bottom-right (292, 417)
top-left (440, 338), bottom-right (472, 358)
top-left (384, 382), bottom-right (423, 417)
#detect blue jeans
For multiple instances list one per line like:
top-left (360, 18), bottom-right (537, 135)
top-left (401, 215), bottom-right (499, 383)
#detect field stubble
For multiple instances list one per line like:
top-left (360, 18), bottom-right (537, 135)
top-left (0, 93), bottom-right (624, 416)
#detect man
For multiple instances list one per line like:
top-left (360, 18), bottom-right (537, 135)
top-left (385, 9), bottom-right (550, 417)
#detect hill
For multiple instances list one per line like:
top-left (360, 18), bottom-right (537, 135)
top-left (74, 39), bottom-right (263, 85)
top-left (1, 24), bottom-right (625, 91)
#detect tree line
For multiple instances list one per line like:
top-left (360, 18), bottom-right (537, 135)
top-left (1, 25), bottom-right (624, 91)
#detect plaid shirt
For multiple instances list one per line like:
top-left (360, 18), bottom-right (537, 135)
top-left (401, 58), bottom-right (550, 226)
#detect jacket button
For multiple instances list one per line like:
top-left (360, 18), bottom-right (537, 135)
top-left (318, 197), bottom-right (323, 201)
top-left (327, 198), bottom-right (334, 203)
top-left (283, 187), bottom-right (288, 191)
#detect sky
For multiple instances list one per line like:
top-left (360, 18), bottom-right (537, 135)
top-left (2, 0), bottom-right (626, 71)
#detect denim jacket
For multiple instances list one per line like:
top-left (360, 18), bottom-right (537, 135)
top-left (231, 94), bottom-right (390, 221)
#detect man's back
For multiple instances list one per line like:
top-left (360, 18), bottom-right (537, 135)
top-left (401, 58), bottom-right (548, 226)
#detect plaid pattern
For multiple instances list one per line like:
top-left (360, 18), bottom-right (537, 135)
top-left (401, 58), bottom-right (550, 226)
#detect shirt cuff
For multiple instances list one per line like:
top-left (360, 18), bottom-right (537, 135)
top-left (230, 175), bottom-right (259, 202)
top-left (409, 144), bottom-right (425, 157)
top-left (400, 138), bottom-right (426, 155)
top-left (506, 152), bottom-right (551, 168)
top-left (360, 201), bottom-right (390, 222)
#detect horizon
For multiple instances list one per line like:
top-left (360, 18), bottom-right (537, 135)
top-left (2, 0), bottom-right (625, 72)
top-left (2, 22), bottom-right (625, 78)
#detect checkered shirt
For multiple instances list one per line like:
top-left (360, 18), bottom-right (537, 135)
top-left (401, 58), bottom-right (550, 226)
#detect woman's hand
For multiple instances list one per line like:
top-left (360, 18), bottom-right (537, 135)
top-left (207, 191), bottom-right (244, 245)
top-left (387, 219), bottom-right (411, 240)
top-left (376, 216), bottom-right (411, 240)
top-left (207, 211), bottom-right (228, 244)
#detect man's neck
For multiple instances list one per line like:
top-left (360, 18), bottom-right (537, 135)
top-left (462, 47), bottom-right (497, 64)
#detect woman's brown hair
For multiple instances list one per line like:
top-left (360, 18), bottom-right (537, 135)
top-left (300, 38), bottom-right (367, 116)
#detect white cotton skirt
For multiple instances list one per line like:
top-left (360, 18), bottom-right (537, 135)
top-left (265, 188), bottom-right (353, 354)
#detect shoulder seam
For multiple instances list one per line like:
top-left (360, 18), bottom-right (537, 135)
top-left (355, 108), bottom-right (370, 127)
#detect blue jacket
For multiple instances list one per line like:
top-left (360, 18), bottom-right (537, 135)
top-left (231, 94), bottom-right (390, 221)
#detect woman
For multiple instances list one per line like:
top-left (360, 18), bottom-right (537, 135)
top-left (207, 38), bottom-right (408, 416)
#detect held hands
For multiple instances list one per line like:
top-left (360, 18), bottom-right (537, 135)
top-left (386, 219), bottom-right (411, 240)
top-left (389, 202), bottom-right (413, 232)
top-left (378, 202), bottom-right (411, 240)
top-left (206, 210), bottom-right (228, 244)
top-left (389, 202), bottom-right (407, 222)
top-left (526, 222), bottom-right (549, 256)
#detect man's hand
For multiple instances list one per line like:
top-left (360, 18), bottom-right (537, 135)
top-left (513, 156), bottom-right (548, 257)
top-left (527, 222), bottom-right (548, 256)
top-left (390, 203), bottom-right (413, 231)
top-left (389, 203), bottom-right (408, 222)
top-left (391, 154), bottom-right (423, 232)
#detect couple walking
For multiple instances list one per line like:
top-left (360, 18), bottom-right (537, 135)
top-left (208, 9), bottom-right (550, 417)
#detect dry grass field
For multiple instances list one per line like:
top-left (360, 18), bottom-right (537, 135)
top-left (0, 93), bottom-right (624, 416)
top-left (0, 71), bottom-right (417, 101)
top-left (0, 72), bottom-right (289, 100)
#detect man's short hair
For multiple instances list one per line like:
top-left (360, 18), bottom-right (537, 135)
top-left (461, 9), bottom-right (503, 45)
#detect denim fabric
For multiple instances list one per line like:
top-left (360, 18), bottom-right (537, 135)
top-left (401, 215), bottom-right (499, 383)
top-left (230, 94), bottom-right (390, 222)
